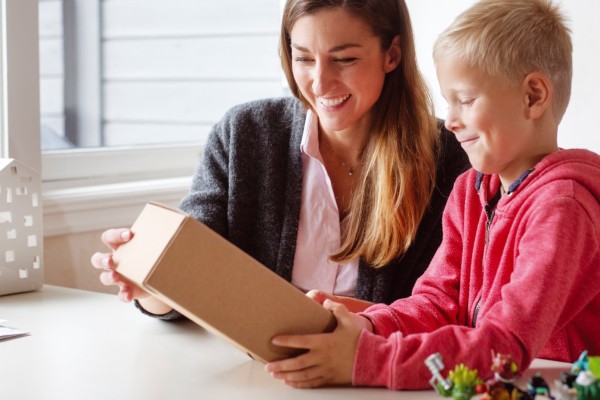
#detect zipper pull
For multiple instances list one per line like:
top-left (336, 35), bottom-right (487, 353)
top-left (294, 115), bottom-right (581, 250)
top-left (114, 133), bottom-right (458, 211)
top-left (472, 298), bottom-right (482, 327)
top-left (484, 207), bottom-right (495, 246)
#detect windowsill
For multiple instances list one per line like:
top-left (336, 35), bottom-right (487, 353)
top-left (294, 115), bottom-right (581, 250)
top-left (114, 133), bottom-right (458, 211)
top-left (42, 175), bottom-right (192, 237)
top-left (41, 143), bottom-right (202, 237)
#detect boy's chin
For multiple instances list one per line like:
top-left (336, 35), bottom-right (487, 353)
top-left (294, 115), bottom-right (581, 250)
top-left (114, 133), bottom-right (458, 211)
top-left (467, 158), bottom-right (492, 175)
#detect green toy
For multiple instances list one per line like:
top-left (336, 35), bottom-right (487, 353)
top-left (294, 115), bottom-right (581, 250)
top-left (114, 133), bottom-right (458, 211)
top-left (425, 353), bottom-right (483, 400)
top-left (574, 356), bottom-right (600, 400)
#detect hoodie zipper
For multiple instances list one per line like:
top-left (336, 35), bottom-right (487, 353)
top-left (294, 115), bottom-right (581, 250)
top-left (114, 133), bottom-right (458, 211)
top-left (474, 195), bottom-right (499, 327)
top-left (484, 205), bottom-right (496, 247)
top-left (472, 169), bottom-right (534, 328)
top-left (472, 298), bottom-right (482, 328)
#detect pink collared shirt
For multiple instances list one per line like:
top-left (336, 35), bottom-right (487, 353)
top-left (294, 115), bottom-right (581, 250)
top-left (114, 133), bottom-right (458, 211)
top-left (291, 110), bottom-right (359, 297)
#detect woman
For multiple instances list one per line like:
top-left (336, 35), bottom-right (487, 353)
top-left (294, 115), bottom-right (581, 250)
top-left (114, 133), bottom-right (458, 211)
top-left (91, 0), bottom-right (469, 317)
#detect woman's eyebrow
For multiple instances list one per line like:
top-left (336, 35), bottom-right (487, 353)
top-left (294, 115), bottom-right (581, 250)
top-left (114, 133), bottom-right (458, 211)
top-left (291, 43), bottom-right (362, 53)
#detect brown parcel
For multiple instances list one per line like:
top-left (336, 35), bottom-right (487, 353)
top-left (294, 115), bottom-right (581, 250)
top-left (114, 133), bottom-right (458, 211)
top-left (113, 202), bottom-right (337, 363)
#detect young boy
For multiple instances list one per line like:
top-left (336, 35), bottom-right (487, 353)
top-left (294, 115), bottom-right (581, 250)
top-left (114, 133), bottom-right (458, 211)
top-left (266, 0), bottom-right (600, 390)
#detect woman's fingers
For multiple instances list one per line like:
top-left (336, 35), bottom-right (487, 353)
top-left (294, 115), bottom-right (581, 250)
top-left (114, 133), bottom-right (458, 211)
top-left (98, 269), bottom-right (142, 302)
top-left (306, 289), bottom-right (338, 305)
top-left (90, 252), bottom-right (113, 270)
top-left (100, 228), bottom-right (133, 250)
top-left (91, 227), bottom-right (150, 303)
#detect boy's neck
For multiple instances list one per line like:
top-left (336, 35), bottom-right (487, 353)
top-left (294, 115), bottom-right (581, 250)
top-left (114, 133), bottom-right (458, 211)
top-left (499, 118), bottom-right (559, 192)
top-left (499, 147), bottom-right (559, 193)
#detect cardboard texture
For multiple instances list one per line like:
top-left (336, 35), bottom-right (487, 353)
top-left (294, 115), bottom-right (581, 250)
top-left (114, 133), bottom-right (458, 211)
top-left (114, 202), bottom-right (337, 363)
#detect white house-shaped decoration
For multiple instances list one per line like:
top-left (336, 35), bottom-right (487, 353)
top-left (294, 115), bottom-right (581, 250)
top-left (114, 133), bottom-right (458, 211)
top-left (0, 158), bottom-right (43, 295)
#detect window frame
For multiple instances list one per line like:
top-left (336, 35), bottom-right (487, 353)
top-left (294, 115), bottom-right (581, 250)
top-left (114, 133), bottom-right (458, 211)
top-left (1, 0), bottom-right (41, 170)
top-left (36, 0), bottom-right (201, 235)
top-left (36, 0), bottom-right (285, 235)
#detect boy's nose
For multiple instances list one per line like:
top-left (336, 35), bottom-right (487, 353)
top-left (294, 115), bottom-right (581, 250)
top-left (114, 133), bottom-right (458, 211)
top-left (444, 110), bottom-right (462, 133)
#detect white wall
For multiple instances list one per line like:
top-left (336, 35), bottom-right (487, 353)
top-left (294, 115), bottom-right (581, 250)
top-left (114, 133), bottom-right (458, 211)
top-left (407, 0), bottom-right (600, 152)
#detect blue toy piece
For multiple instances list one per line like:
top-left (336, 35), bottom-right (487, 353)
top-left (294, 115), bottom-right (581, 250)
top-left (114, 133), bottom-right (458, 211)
top-left (572, 351), bottom-right (589, 376)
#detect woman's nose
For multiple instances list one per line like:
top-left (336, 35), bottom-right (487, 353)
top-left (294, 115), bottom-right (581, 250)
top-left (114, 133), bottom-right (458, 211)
top-left (312, 62), bottom-right (335, 95)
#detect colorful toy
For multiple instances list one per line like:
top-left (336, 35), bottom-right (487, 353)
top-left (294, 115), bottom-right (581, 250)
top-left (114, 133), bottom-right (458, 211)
top-left (425, 353), bottom-right (484, 400)
top-left (554, 350), bottom-right (600, 400)
top-left (572, 351), bottom-right (590, 376)
top-left (527, 372), bottom-right (553, 398)
top-left (481, 351), bottom-right (534, 400)
top-left (425, 350), bottom-right (600, 400)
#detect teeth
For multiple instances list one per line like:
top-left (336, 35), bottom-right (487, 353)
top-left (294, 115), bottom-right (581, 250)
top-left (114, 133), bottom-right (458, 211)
top-left (319, 94), bottom-right (350, 107)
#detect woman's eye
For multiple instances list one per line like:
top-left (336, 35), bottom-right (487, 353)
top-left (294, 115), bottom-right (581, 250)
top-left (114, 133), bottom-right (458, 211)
top-left (335, 57), bottom-right (358, 64)
top-left (294, 57), bottom-right (314, 64)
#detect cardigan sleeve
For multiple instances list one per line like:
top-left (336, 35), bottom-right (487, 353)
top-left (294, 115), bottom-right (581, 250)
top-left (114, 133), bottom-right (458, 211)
top-left (178, 115), bottom-right (231, 237)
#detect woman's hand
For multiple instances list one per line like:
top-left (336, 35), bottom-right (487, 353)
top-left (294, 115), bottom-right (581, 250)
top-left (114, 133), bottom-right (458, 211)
top-left (307, 289), bottom-right (374, 313)
top-left (265, 299), bottom-right (373, 388)
top-left (90, 228), bottom-right (149, 302)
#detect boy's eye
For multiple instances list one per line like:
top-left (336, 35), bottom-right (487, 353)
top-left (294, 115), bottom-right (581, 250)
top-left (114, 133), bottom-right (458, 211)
top-left (460, 98), bottom-right (475, 106)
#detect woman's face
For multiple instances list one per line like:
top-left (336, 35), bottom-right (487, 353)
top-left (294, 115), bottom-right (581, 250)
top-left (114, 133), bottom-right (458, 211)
top-left (289, 8), bottom-right (400, 137)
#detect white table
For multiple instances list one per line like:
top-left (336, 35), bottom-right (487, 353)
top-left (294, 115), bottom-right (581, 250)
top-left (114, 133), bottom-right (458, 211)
top-left (0, 285), bottom-right (570, 399)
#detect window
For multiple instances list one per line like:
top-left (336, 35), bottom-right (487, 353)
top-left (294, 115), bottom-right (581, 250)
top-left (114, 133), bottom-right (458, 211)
top-left (39, 0), bottom-right (285, 152)
top-left (37, 0), bottom-right (286, 234)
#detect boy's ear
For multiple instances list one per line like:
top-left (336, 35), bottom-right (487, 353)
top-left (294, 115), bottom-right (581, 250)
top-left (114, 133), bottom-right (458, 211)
top-left (523, 72), bottom-right (553, 119)
top-left (384, 35), bottom-right (402, 73)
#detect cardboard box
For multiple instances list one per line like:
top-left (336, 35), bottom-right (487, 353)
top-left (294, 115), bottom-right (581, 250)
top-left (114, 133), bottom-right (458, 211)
top-left (114, 202), bottom-right (337, 363)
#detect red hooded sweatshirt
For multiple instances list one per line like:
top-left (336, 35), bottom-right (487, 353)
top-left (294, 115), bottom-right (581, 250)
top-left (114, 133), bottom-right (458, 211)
top-left (354, 149), bottom-right (600, 389)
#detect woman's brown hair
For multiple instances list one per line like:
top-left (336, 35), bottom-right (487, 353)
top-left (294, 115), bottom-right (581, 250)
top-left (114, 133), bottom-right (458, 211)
top-left (280, 0), bottom-right (439, 266)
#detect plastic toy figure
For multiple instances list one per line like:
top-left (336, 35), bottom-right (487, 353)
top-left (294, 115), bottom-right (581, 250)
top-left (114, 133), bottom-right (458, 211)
top-left (481, 351), bottom-right (533, 400)
top-left (572, 351), bottom-right (590, 376)
top-left (527, 372), bottom-right (553, 399)
top-left (573, 353), bottom-right (600, 400)
top-left (425, 353), bottom-right (484, 400)
top-left (554, 350), bottom-right (600, 400)
top-left (574, 370), bottom-right (600, 400)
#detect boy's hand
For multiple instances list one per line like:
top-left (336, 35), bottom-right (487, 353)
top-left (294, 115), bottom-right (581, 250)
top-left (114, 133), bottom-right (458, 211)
top-left (265, 299), bottom-right (372, 388)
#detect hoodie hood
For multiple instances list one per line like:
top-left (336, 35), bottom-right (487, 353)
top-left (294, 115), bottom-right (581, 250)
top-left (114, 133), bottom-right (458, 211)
top-left (477, 148), bottom-right (600, 212)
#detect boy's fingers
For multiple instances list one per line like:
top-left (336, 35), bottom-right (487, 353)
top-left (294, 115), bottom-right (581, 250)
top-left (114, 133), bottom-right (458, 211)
top-left (323, 299), bottom-right (350, 318)
top-left (266, 351), bottom-right (314, 373)
top-left (271, 333), bottom-right (322, 349)
top-left (284, 377), bottom-right (327, 389)
top-left (272, 365), bottom-right (324, 384)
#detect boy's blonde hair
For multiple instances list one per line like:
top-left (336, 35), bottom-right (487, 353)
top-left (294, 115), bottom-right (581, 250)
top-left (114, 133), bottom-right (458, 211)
top-left (433, 0), bottom-right (572, 120)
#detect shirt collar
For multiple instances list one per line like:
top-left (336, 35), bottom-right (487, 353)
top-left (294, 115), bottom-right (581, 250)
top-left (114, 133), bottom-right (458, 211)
top-left (300, 110), bottom-right (321, 159)
top-left (475, 168), bottom-right (535, 196)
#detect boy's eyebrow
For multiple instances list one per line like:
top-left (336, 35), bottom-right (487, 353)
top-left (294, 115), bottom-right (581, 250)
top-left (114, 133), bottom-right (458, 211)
top-left (291, 43), bottom-right (363, 53)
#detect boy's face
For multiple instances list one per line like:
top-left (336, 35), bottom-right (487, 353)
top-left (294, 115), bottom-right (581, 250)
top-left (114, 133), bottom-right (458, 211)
top-left (437, 56), bottom-right (539, 186)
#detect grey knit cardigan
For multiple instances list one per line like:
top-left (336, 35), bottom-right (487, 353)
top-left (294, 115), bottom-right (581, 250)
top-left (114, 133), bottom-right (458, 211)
top-left (179, 97), bottom-right (469, 304)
